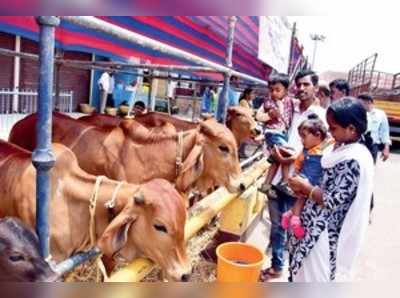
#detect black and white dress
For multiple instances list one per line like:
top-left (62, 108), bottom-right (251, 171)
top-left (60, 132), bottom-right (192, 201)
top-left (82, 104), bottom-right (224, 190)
top-left (289, 143), bottom-right (374, 282)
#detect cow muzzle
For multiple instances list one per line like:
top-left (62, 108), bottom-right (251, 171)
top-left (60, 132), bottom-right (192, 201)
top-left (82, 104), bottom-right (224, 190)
top-left (227, 175), bottom-right (242, 193)
top-left (166, 266), bottom-right (192, 282)
top-left (251, 126), bottom-right (262, 137)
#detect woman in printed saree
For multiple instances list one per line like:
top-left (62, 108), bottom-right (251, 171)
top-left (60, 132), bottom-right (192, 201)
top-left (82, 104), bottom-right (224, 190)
top-left (288, 97), bottom-right (374, 281)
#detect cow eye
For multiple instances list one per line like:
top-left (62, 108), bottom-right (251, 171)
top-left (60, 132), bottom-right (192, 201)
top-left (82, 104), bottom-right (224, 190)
top-left (236, 113), bottom-right (242, 117)
top-left (154, 224), bottom-right (168, 234)
top-left (218, 145), bottom-right (230, 153)
top-left (9, 254), bottom-right (25, 262)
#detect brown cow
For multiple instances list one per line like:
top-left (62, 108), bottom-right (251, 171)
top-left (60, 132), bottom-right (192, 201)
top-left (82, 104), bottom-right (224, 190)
top-left (80, 109), bottom-right (261, 147)
top-left (135, 108), bottom-right (261, 146)
top-left (10, 112), bottom-right (241, 194)
top-left (226, 106), bottom-right (262, 145)
top-left (0, 217), bottom-right (60, 282)
top-left (0, 140), bottom-right (190, 281)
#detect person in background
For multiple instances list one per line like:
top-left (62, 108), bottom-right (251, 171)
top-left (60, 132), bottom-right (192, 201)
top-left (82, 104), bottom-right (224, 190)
top-left (201, 86), bottom-right (214, 114)
top-left (357, 93), bottom-right (391, 220)
top-left (98, 70), bottom-right (115, 113)
top-left (329, 79), bottom-right (350, 101)
top-left (357, 93), bottom-right (391, 162)
top-left (239, 88), bottom-right (256, 109)
top-left (167, 79), bottom-right (177, 101)
top-left (216, 75), bottom-right (241, 121)
top-left (210, 86), bottom-right (217, 113)
top-left (133, 100), bottom-right (147, 116)
top-left (317, 81), bottom-right (331, 109)
top-left (126, 79), bottom-right (138, 109)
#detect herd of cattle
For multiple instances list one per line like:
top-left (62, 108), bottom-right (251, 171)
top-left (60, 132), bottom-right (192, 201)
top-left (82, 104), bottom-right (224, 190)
top-left (0, 106), bottom-right (261, 282)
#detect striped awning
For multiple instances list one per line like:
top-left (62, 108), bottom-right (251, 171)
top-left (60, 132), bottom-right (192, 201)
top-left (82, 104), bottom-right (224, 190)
top-left (0, 16), bottom-right (272, 81)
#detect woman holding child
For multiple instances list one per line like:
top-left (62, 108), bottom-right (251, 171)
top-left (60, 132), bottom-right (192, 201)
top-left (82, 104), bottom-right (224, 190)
top-left (257, 70), bottom-right (373, 282)
top-left (287, 97), bottom-right (374, 281)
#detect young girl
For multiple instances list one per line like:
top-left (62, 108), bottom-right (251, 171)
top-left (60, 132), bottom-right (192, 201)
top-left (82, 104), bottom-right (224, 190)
top-left (281, 114), bottom-right (332, 239)
top-left (287, 97), bottom-right (374, 281)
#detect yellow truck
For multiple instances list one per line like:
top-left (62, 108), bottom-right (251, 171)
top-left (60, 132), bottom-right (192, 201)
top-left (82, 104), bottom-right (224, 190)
top-left (348, 54), bottom-right (400, 142)
top-left (374, 95), bottom-right (400, 142)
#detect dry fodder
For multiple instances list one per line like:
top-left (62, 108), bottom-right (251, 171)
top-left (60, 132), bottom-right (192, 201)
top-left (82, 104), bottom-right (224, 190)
top-left (64, 222), bottom-right (219, 282)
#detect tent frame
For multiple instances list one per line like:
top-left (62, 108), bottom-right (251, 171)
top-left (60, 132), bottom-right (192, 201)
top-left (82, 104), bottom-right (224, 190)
top-left (30, 16), bottom-right (268, 276)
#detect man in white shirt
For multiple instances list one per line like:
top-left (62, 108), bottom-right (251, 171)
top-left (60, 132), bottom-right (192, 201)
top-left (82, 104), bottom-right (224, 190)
top-left (98, 70), bottom-right (115, 113)
top-left (260, 69), bottom-right (326, 281)
top-left (358, 93), bottom-right (391, 162)
top-left (358, 93), bottom-right (391, 218)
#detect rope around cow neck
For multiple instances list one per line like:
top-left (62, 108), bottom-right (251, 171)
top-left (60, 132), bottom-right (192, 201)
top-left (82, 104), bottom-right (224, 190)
top-left (176, 131), bottom-right (184, 177)
top-left (88, 175), bottom-right (124, 282)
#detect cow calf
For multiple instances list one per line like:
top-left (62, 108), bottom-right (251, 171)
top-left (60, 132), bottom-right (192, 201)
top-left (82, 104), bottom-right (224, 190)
top-left (0, 217), bottom-right (60, 282)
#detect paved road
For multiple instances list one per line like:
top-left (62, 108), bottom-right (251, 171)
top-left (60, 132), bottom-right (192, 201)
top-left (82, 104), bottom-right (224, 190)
top-left (353, 146), bottom-right (400, 281)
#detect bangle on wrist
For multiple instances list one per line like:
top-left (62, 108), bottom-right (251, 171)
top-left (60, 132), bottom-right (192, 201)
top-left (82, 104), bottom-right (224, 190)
top-left (309, 186), bottom-right (318, 199)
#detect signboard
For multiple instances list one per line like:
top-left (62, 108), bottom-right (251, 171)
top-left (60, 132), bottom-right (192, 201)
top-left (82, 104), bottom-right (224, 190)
top-left (258, 16), bottom-right (292, 74)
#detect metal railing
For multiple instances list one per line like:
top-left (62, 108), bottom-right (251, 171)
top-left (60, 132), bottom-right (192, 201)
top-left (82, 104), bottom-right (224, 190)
top-left (0, 87), bottom-right (73, 114)
top-left (29, 15), bottom-right (269, 280)
top-left (370, 71), bottom-right (395, 91)
top-left (393, 73), bottom-right (400, 89)
top-left (348, 53), bottom-right (377, 92)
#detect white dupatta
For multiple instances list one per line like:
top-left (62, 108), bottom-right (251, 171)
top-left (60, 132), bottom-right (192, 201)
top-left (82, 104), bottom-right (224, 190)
top-left (321, 142), bottom-right (374, 280)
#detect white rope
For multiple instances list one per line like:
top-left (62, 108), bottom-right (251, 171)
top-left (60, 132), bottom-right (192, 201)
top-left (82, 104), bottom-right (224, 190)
top-left (104, 181), bottom-right (124, 209)
top-left (176, 131), bottom-right (184, 176)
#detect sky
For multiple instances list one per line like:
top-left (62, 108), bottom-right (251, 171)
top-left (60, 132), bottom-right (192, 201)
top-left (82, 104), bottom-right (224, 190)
top-left (288, 16), bottom-right (400, 75)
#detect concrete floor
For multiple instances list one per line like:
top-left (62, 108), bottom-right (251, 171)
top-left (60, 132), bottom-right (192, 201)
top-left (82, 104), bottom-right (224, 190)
top-left (246, 145), bottom-right (400, 282)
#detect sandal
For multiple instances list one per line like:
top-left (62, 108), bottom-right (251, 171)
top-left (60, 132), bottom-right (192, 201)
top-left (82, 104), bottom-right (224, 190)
top-left (281, 210), bottom-right (293, 230)
top-left (259, 267), bottom-right (283, 281)
top-left (290, 216), bottom-right (305, 239)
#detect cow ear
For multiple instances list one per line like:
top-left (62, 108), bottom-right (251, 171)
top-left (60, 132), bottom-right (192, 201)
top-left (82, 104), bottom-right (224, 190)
top-left (199, 120), bottom-right (217, 138)
top-left (175, 142), bottom-right (204, 192)
top-left (97, 210), bottom-right (137, 258)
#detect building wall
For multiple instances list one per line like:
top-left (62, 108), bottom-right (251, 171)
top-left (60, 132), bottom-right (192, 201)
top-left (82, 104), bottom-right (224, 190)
top-left (0, 32), bottom-right (15, 88)
top-left (20, 38), bottom-right (39, 89)
top-left (58, 51), bottom-right (91, 110)
top-left (0, 32), bottom-right (91, 111)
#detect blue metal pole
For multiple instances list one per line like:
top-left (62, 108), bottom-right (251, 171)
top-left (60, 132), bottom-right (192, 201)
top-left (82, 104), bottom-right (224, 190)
top-left (216, 16), bottom-right (237, 124)
top-left (32, 16), bottom-right (59, 259)
top-left (54, 248), bottom-right (101, 276)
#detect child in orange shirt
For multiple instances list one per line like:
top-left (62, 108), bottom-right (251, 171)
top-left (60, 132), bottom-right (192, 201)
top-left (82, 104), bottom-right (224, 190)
top-left (282, 114), bottom-right (333, 239)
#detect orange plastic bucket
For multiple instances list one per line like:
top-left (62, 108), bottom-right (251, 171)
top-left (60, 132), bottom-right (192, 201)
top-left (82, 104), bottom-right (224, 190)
top-left (216, 242), bottom-right (264, 282)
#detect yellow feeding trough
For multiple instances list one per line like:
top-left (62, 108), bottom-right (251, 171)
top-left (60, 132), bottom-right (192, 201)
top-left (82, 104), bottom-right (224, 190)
top-left (216, 242), bottom-right (264, 282)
